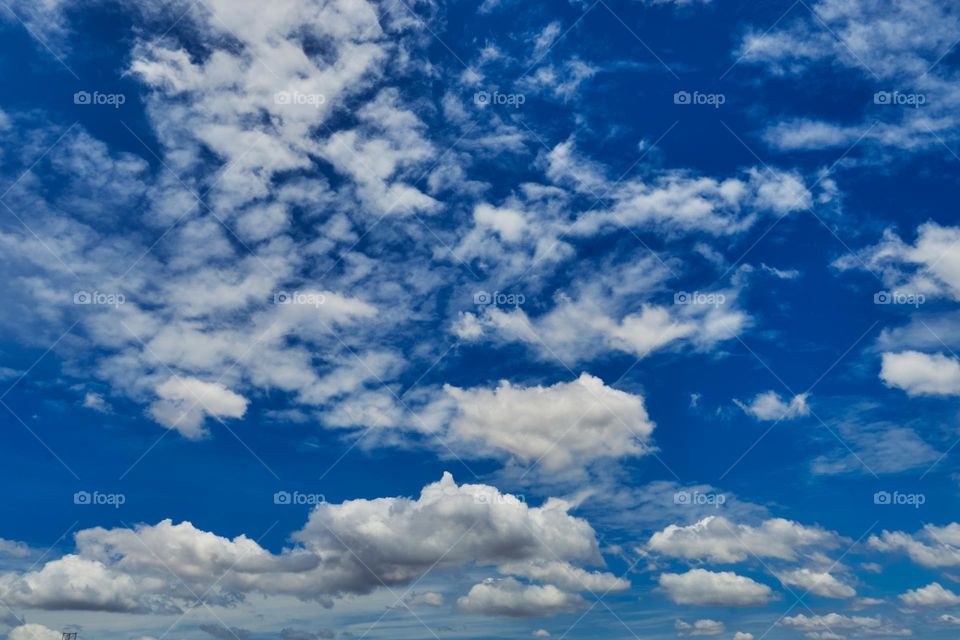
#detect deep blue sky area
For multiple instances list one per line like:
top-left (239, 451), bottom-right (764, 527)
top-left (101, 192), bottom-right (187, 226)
top-left (1, 1), bottom-right (960, 639)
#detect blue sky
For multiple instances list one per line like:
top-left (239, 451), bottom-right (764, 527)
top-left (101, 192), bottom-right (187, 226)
top-left (1, 0), bottom-right (960, 639)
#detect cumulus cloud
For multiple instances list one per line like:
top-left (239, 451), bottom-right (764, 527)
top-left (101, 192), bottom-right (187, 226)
top-left (899, 582), bottom-right (960, 607)
top-left (880, 351), bottom-right (960, 397)
top-left (775, 568), bottom-right (856, 599)
top-left (439, 373), bottom-right (654, 471)
top-left (646, 516), bottom-right (840, 563)
top-left (8, 625), bottom-right (61, 640)
top-left (457, 578), bottom-right (584, 617)
top-left (658, 569), bottom-right (776, 606)
top-left (0, 474), bottom-right (615, 615)
top-left (734, 391), bottom-right (810, 421)
top-left (148, 376), bottom-right (249, 438)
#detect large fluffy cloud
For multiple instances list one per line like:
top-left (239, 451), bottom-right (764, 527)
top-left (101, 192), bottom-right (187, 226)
top-left (0, 474), bottom-right (618, 614)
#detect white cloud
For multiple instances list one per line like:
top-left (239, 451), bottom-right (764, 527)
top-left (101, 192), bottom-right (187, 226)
top-left (675, 619), bottom-right (725, 636)
top-left (781, 613), bottom-right (911, 637)
top-left (899, 582), bottom-right (960, 607)
top-left (0, 474), bottom-right (616, 614)
top-left (457, 578), bottom-right (584, 617)
top-left (149, 376), bottom-right (249, 439)
top-left (8, 624), bottom-right (61, 640)
top-left (647, 516), bottom-right (840, 563)
top-left (880, 351), bottom-right (960, 397)
top-left (735, 391), bottom-right (810, 421)
top-left (776, 568), bottom-right (856, 599)
top-left (82, 391), bottom-right (111, 412)
top-left (532, 630), bottom-right (551, 638)
top-left (732, 634), bottom-right (754, 640)
top-left (869, 523), bottom-right (960, 568)
top-left (840, 224), bottom-right (960, 301)
top-left (440, 373), bottom-right (654, 471)
top-left (658, 569), bottom-right (776, 606)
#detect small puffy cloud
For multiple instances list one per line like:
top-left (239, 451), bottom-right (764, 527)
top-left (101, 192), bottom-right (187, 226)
top-left (457, 578), bottom-right (584, 617)
top-left (532, 630), bottom-right (551, 637)
top-left (647, 516), bottom-right (840, 563)
top-left (8, 625), bottom-right (61, 640)
top-left (658, 569), bottom-right (776, 606)
top-left (733, 634), bottom-right (754, 640)
top-left (675, 619), bottom-right (725, 636)
top-left (735, 391), bottom-right (809, 421)
top-left (442, 373), bottom-right (653, 471)
top-left (776, 568), bottom-right (856, 599)
top-left (880, 351), bottom-right (960, 397)
top-left (82, 392), bottom-right (111, 413)
top-left (149, 376), bottom-right (249, 439)
top-left (899, 582), bottom-right (960, 607)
